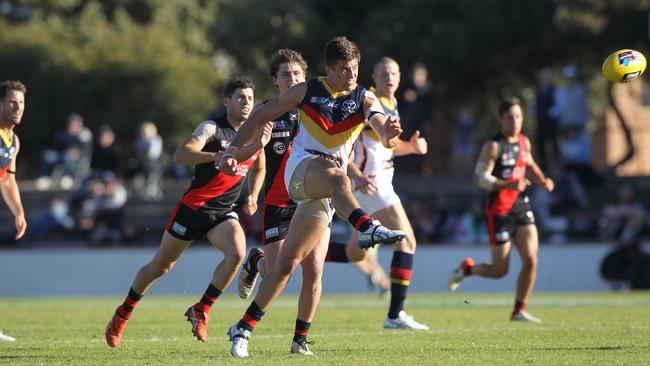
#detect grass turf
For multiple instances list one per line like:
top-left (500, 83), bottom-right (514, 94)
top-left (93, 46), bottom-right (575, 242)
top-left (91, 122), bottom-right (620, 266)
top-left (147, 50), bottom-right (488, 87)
top-left (0, 292), bottom-right (648, 365)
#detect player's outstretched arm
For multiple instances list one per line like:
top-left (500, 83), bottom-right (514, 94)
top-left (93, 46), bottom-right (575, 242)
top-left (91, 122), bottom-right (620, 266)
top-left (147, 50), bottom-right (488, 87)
top-left (173, 133), bottom-right (218, 166)
top-left (0, 137), bottom-right (26, 239)
top-left (220, 83), bottom-right (307, 174)
top-left (363, 91), bottom-right (402, 149)
top-left (394, 130), bottom-right (428, 156)
top-left (524, 137), bottom-right (554, 192)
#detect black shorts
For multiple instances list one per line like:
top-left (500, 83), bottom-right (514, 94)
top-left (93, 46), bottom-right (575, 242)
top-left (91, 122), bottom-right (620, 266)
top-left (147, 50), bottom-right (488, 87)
top-left (261, 204), bottom-right (296, 245)
top-left (166, 203), bottom-right (239, 241)
top-left (487, 195), bottom-right (535, 246)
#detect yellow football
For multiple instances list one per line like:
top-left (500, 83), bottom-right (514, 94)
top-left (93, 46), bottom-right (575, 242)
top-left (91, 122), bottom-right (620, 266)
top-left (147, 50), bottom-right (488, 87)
top-left (602, 49), bottom-right (646, 83)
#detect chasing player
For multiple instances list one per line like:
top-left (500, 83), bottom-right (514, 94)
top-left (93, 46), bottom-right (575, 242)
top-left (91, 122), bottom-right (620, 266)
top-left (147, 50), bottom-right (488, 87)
top-left (105, 78), bottom-right (269, 347)
top-left (447, 97), bottom-right (554, 323)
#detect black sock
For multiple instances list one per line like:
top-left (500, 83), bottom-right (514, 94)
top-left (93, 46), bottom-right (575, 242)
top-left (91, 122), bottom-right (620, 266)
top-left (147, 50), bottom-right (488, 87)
top-left (388, 251), bottom-right (414, 319)
top-left (117, 287), bottom-right (143, 319)
top-left (195, 283), bottom-right (222, 313)
top-left (348, 208), bottom-right (373, 232)
top-left (293, 318), bottom-right (311, 342)
top-left (238, 301), bottom-right (265, 333)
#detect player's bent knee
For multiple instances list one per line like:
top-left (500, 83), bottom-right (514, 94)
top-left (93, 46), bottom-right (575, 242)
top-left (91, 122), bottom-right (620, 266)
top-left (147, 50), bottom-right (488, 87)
top-left (294, 199), bottom-right (331, 223)
top-left (225, 247), bottom-right (246, 266)
top-left (329, 171), bottom-right (351, 192)
top-left (493, 265), bottom-right (509, 278)
top-left (149, 261), bottom-right (174, 278)
top-left (521, 255), bottom-right (538, 269)
top-left (276, 257), bottom-right (302, 277)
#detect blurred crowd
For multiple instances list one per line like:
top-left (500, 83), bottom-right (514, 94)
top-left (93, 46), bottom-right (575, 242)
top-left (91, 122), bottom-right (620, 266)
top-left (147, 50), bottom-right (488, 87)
top-left (14, 116), bottom-right (192, 246)
top-left (1, 62), bottom-right (649, 248)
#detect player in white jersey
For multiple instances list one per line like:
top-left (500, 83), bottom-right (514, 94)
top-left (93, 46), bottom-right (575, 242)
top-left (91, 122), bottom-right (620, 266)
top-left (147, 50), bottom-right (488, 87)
top-left (326, 57), bottom-right (429, 329)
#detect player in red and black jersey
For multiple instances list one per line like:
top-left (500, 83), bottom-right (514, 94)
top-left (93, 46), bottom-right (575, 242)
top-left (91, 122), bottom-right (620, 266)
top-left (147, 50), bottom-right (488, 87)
top-left (236, 49), bottom-right (330, 355)
top-left (447, 97), bottom-right (554, 323)
top-left (105, 78), bottom-right (270, 348)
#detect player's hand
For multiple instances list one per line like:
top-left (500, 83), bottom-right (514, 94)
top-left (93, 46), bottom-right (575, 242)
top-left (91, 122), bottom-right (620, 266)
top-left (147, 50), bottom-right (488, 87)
top-left (383, 116), bottom-right (403, 141)
top-left (410, 130), bottom-right (428, 155)
top-left (15, 213), bottom-right (26, 240)
top-left (513, 178), bottom-right (531, 192)
top-left (242, 195), bottom-right (258, 215)
top-left (259, 122), bottom-right (273, 148)
top-left (218, 151), bottom-right (238, 176)
top-left (544, 177), bottom-right (555, 192)
top-left (353, 174), bottom-right (377, 195)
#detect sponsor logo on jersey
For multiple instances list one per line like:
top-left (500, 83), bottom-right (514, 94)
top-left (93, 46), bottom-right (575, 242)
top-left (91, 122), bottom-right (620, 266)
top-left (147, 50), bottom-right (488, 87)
top-left (342, 99), bottom-right (358, 113)
top-left (265, 227), bottom-right (279, 239)
top-left (171, 222), bottom-right (187, 235)
top-left (273, 141), bottom-right (286, 155)
top-left (310, 96), bottom-right (330, 104)
top-left (526, 211), bottom-right (535, 223)
top-left (273, 120), bottom-right (286, 129)
top-left (0, 146), bottom-right (15, 159)
top-left (271, 132), bottom-right (290, 138)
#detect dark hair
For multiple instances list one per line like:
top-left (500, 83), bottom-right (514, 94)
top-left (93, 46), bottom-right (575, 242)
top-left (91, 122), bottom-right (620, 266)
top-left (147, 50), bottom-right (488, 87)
top-left (0, 80), bottom-right (27, 100)
top-left (269, 49), bottom-right (308, 77)
top-left (324, 36), bottom-right (360, 67)
top-left (223, 78), bottom-right (254, 99)
top-left (498, 96), bottom-right (522, 117)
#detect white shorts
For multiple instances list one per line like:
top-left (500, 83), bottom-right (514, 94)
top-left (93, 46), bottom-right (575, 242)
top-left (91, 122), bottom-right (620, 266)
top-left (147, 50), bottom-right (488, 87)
top-left (353, 186), bottom-right (401, 215)
top-left (284, 147), bottom-right (336, 221)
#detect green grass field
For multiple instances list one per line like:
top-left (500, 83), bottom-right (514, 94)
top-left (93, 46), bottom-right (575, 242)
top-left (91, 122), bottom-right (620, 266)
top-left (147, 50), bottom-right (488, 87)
top-left (1, 292), bottom-right (649, 365)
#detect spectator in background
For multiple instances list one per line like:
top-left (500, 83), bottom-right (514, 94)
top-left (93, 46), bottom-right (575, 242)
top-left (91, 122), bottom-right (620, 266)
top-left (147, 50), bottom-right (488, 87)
top-left (556, 65), bottom-right (590, 135)
top-left (36, 113), bottom-right (93, 190)
top-left (397, 62), bottom-right (432, 174)
top-left (532, 67), bottom-right (560, 171)
top-left (599, 184), bottom-right (646, 245)
top-left (90, 172), bottom-right (128, 244)
top-left (128, 121), bottom-right (164, 201)
top-left (29, 198), bottom-right (74, 241)
top-left (70, 178), bottom-right (105, 240)
top-left (90, 126), bottom-right (121, 178)
top-left (450, 105), bottom-right (478, 176)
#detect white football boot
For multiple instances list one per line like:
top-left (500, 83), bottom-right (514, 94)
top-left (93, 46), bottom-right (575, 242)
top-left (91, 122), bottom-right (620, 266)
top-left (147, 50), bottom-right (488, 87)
top-left (384, 311), bottom-right (429, 330)
top-left (227, 323), bottom-right (251, 358)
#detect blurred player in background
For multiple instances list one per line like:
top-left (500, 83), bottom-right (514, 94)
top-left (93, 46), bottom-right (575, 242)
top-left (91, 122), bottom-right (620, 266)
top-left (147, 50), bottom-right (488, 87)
top-left (219, 36), bottom-right (406, 358)
top-left (237, 48), bottom-right (330, 355)
top-left (326, 57), bottom-right (429, 330)
top-left (447, 97), bottom-right (554, 323)
top-left (0, 80), bottom-right (29, 342)
top-left (105, 78), bottom-right (269, 347)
